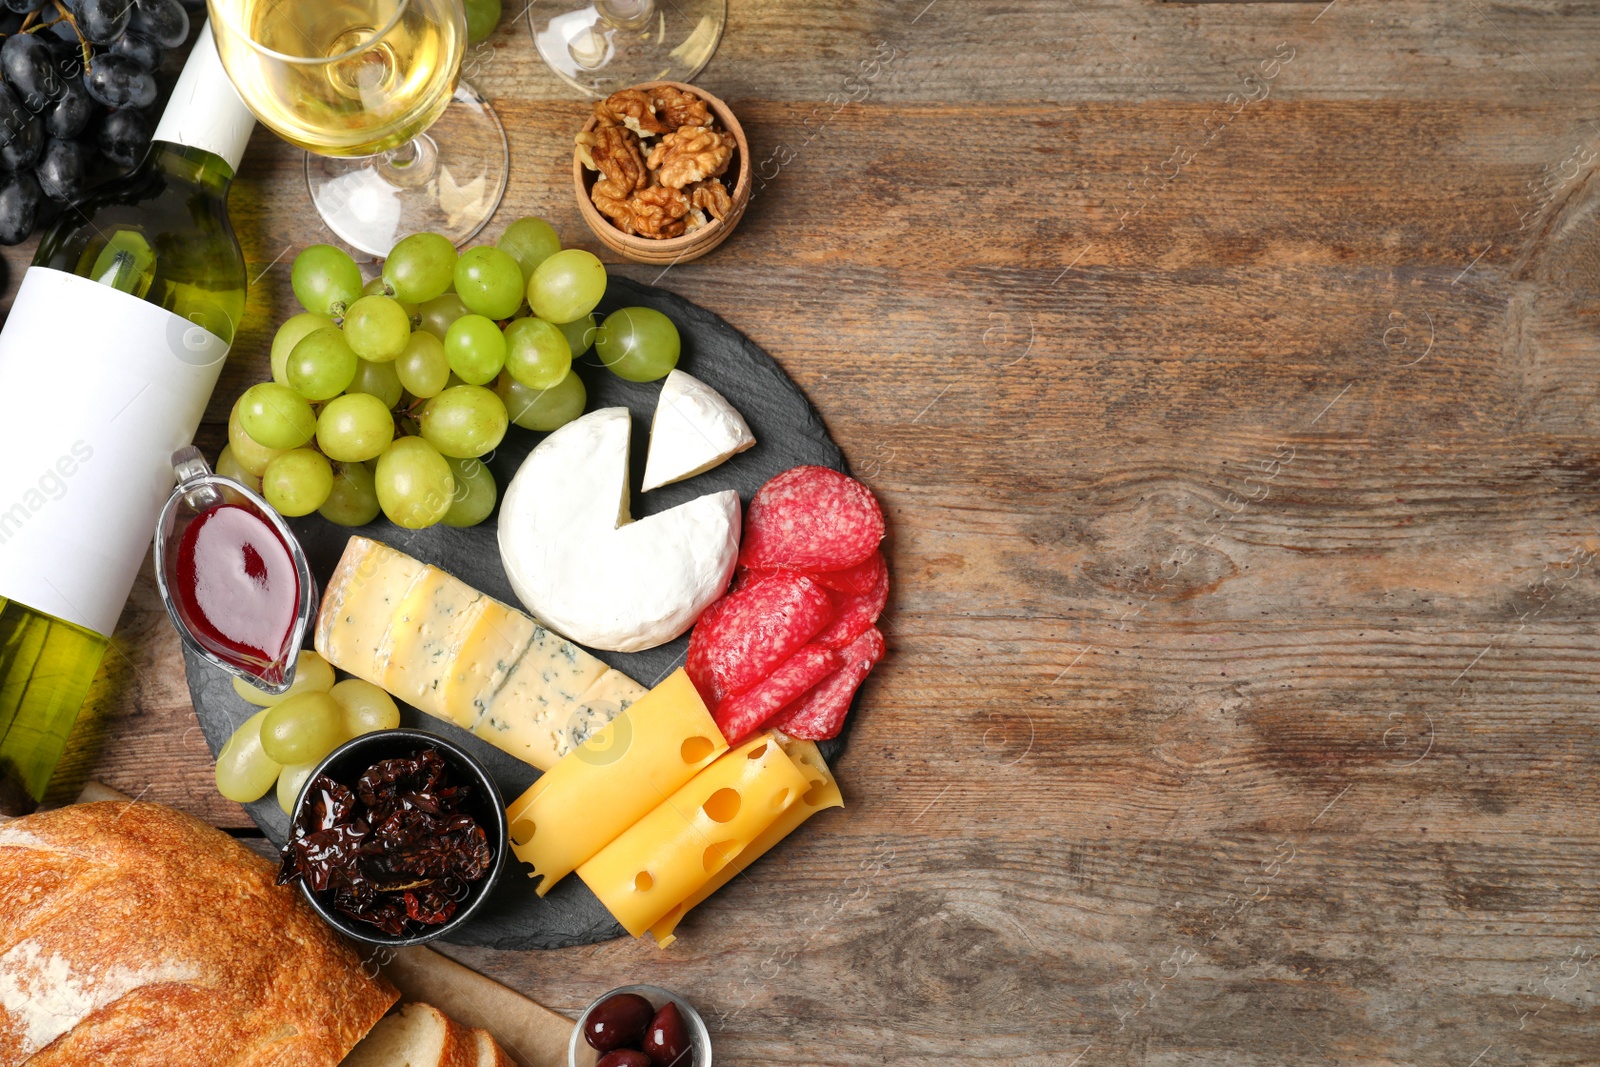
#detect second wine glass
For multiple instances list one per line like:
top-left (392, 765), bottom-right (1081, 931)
top-left (207, 0), bottom-right (508, 255)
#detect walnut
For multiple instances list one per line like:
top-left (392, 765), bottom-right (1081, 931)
top-left (649, 85), bottom-right (712, 130)
top-left (577, 124), bottom-right (649, 199)
top-left (593, 88), bottom-right (668, 136)
top-left (647, 127), bottom-right (736, 189)
top-left (592, 184), bottom-right (692, 239)
top-left (688, 178), bottom-right (732, 221)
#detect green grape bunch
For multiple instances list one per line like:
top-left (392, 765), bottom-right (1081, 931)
top-left (225, 217), bottom-right (683, 533)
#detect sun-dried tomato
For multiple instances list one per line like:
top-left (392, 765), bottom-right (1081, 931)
top-left (277, 747), bottom-right (492, 937)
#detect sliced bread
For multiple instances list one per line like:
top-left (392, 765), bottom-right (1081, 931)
top-left (471, 1028), bottom-right (514, 1067)
top-left (343, 1003), bottom-right (478, 1067)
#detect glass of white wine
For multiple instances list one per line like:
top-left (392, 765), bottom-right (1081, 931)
top-left (530, 0), bottom-right (725, 97)
top-left (207, 0), bottom-right (508, 256)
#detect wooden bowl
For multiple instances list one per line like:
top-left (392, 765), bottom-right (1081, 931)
top-left (572, 81), bottom-right (751, 265)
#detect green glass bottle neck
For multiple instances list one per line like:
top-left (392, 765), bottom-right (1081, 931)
top-left (149, 141), bottom-right (237, 195)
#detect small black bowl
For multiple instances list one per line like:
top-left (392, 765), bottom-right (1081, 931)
top-left (285, 729), bottom-right (508, 947)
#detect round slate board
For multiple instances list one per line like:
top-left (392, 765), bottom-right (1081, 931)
top-left (186, 275), bottom-right (856, 950)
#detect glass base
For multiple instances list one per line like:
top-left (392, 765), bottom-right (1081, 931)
top-left (530, 0), bottom-right (726, 98)
top-left (305, 80), bottom-right (509, 257)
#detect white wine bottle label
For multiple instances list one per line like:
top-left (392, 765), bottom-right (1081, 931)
top-left (0, 267), bottom-right (229, 636)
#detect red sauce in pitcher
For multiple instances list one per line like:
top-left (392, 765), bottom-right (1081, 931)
top-left (174, 503), bottom-right (299, 674)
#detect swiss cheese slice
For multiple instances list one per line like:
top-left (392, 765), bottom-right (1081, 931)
top-left (505, 669), bottom-right (726, 896)
top-left (577, 732), bottom-right (812, 938)
top-left (647, 737), bottom-right (842, 946)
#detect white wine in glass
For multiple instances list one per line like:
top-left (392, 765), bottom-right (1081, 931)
top-left (208, 0), bottom-right (509, 255)
top-left (530, 0), bottom-right (725, 97)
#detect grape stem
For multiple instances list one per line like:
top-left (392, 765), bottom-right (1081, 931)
top-left (45, 1), bottom-right (91, 72)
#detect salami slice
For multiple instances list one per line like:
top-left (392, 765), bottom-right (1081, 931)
top-left (686, 571), bottom-right (834, 708)
top-left (812, 553), bottom-right (888, 650)
top-left (714, 644), bottom-right (840, 744)
top-left (739, 466), bottom-right (884, 573)
top-left (772, 627), bottom-right (885, 741)
top-left (810, 551), bottom-right (885, 596)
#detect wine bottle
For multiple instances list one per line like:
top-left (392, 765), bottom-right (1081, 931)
top-left (0, 22), bottom-right (254, 801)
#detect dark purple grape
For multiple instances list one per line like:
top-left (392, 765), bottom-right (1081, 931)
top-left (1, 0), bottom-right (46, 14)
top-left (35, 137), bottom-right (84, 200)
top-left (0, 9), bottom-right (24, 32)
top-left (0, 82), bottom-right (28, 145)
top-left (2, 34), bottom-right (64, 111)
top-left (0, 117), bottom-right (43, 170)
top-left (43, 77), bottom-right (95, 139)
top-left (0, 169), bottom-right (40, 243)
top-left (79, 0), bottom-right (132, 45)
top-left (128, 0), bottom-right (186, 48)
top-left (108, 31), bottom-right (161, 71)
top-left (97, 106), bottom-right (148, 167)
top-left (83, 54), bottom-right (154, 109)
top-left (584, 993), bottom-right (654, 1053)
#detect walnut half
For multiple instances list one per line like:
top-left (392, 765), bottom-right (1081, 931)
top-left (647, 126), bottom-right (736, 190)
top-left (592, 184), bottom-right (692, 239)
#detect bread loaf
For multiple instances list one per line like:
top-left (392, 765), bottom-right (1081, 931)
top-left (0, 801), bottom-right (398, 1066)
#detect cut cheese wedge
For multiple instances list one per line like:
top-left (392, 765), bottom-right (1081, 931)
top-left (647, 737), bottom-right (843, 946)
top-left (641, 370), bottom-right (756, 492)
top-left (498, 407), bottom-right (740, 653)
top-left (313, 536), bottom-right (641, 770)
top-left (505, 669), bottom-right (726, 896)
top-left (577, 732), bottom-right (812, 938)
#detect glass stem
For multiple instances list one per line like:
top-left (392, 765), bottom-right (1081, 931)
top-left (596, 0), bottom-right (656, 32)
top-left (376, 134), bottom-right (440, 192)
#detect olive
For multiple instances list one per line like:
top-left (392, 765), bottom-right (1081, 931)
top-left (584, 992), bottom-right (654, 1053)
top-left (597, 1053), bottom-right (652, 1067)
top-left (641, 1002), bottom-right (691, 1067)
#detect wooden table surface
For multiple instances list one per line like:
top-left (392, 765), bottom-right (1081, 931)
top-left (13, 1), bottom-right (1600, 1062)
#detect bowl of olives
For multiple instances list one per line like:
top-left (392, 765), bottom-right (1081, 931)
top-left (570, 985), bottom-right (711, 1067)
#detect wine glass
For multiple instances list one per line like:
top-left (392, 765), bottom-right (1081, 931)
top-left (529, 0), bottom-right (725, 98)
top-left (207, 0), bottom-right (508, 256)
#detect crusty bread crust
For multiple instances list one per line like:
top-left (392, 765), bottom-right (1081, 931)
top-left (471, 1028), bottom-right (514, 1067)
top-left (0, 801), bottom-right (398, 1067)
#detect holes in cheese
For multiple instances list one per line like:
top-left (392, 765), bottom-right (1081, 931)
top-left (647, 738), bottom-right (845, 948)
top-left (773, 788), bottom-right (792, 809)
top-left (510, 818), bottom-right (536, 846)
top-left (702, 788), bottom-right (741, 823)
top-left (506, 669), bottom-right (728, 896)
top-left (635, 871), bottom-right (654, 892)
top-left (681, 735), bottom-right (715, 764)
top-left (575, 732), bottom-right (813, 938)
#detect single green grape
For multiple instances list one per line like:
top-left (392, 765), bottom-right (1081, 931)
top-left (259, 691), bottom-right (347, 766)
top-left (238, 382), bottom-right (317, 450)
top-left (419, 385), bottom-right (509, 458)
top-left (331, 678), bottom-right (400, 736)
top-left (276, 761), bottom-right (316, 814)
top-left (443, 456), bottom-right (497, 527)
top-left (271, 312), bottom-right (336, 386)
top-left (215, 445), bottom-right (261, 494)
top-left (342, 294), bottom-right (412, 362)
top-left (384, 232), bottom-right (458, 303)
top-left (362, 276), bottom-right (418, 318)
top-left (555, 312), bottom-right (597, 357)
top-left (347, 357), bottom-right (404, 409)
top-left (263, 448), bottom-right (334, 517)
top-left (464, 0), bottom-right (500, 42)
top-left (215, 710), bottom-right (282, 803)
top-left (232, 650), bottom-right (336, 707)
top-left (287, 326), bottom-right (359, 401)
top-left (396, 331), bottom-right (452, 398)
top-left (454, 245), bottom-right (525, 320)
top-left (595, 306), bottom-right (680, 382)
top-left (444, 313), bottom-right (508, 385)
top-left (375, 436), bottom-right (456, 528)
top-left (497, 217), bottom-right (561, 286)
top-left (418, 292), bottom-right (471, 340)
top-left (503, 315), bottom-right (572, 389)
top-left (319, 461), bottom-right (381, 526)
top-left (291, 244), bottom-right (363, 317)
top-left (227, 397), bottom-right (284, 476)
top-left (497, 369), bottom-right (587, 432)
top-left (316, 392), bottom-right (394, 462)
top-left (529, 248), bottom-right (606, 323)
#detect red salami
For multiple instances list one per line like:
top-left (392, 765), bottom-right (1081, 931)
top-left (810, 551), bottom-right (885, 596)
top-left (739, 466), bottom-right (884, 573)
top-left (714, 644), bottom-right (839, 744)
top-left (685, 571), bottom-right (834, 708)
top-left (812, 553), bottom-right (889, 650)
top-left (772, 627), bottom-right (884, 741)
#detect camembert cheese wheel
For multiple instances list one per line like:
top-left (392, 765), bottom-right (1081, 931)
top-left (647, 737), bottom-right (843, 946)
top-left (577, 732), bottom-right (812, 938)
top-left (505, 669), bottom-right (726, 896)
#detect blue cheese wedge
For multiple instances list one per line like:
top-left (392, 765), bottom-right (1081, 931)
top-left (641, 370), bottom-right (756, 492)
top-left (471, 626), bottom-right (611, 770)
